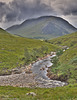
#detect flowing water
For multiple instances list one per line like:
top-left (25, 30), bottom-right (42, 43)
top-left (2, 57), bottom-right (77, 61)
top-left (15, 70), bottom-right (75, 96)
top-left (0, 55), bottom-right (67, 88)
top-left (32, 55), bottom-right (67, 88)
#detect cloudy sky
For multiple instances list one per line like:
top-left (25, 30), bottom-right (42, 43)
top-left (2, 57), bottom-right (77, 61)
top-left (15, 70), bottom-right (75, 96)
top-left (0, 0), bottom-right (77, 29)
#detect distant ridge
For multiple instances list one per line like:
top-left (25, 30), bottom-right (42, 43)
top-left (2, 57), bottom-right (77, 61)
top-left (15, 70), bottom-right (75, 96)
top-left (6, 16), bottom-right (77, 39)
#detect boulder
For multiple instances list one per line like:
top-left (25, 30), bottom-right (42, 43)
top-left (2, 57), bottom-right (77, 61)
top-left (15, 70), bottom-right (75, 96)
top-left (26, 92), bottom-right (36, 96)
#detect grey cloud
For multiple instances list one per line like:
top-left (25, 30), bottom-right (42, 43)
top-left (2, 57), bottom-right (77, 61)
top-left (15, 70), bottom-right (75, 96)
top-left (0, 0), bottom-right (77, 22)
top-left (0, 2), bottom-right (6, 22)
top-left (0, 0), bottom-right (54, 22)
top-left (0, 0), bottom-right (77, 28)
top-left (52, 0), bottom-right (77, 15)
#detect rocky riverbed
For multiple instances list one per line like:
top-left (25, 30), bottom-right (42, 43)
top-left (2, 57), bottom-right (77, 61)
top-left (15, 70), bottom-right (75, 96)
top-left (0, 54), bottom-right (67, 88)
top-left (31, 55), bottom-right (67, 88)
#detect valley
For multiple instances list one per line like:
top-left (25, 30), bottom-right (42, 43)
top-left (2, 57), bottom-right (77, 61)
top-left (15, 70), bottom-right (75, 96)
top-left (0, 0), bottom-right (77, 98)
top-left (0, 28), bottom-right (58, 75)
top-left (0, 24), bottom-right (77, 100)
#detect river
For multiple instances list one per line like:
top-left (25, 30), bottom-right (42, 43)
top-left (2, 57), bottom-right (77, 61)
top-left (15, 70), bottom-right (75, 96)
top-left (31, 55), bottom-right (67, 88)
top-left (0, 55), bottom-right (67, 88)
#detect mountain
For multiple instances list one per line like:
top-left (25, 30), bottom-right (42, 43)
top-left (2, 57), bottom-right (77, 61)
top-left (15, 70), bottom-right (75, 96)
top-left (6, 16), bottom-right (77, 39)
top-left (0, 28), bottom-right (58, 75)
top-left (49, 32), bottom-right (77, 84)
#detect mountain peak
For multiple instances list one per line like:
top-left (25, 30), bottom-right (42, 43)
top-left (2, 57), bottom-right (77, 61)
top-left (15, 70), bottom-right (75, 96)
top-left (6, 16), bottom-right (77, 39)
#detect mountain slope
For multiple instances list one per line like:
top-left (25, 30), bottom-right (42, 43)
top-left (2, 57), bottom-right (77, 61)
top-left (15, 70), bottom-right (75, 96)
top-left (49, 32), bottom-right (77, 84)
top-left (49, 32), bottom-right (77, 47)
top-left (6, 16), bottom-right (77, 39)
top-left (0, 28), bottom-right (58, 75)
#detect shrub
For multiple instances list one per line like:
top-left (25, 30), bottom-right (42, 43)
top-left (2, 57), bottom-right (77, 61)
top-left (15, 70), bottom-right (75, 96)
top-left (56, 49), bottom-right (63, 56)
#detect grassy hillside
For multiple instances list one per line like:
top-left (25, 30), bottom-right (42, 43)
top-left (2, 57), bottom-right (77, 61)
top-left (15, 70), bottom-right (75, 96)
top-left (0, 84), bottom-right (77, 100)
top-left (0, 29), bottom-right (77, 100)
top-left (6, 16), bottom-right (77, 40)
top-left (49, 32), bottom-right (77, 84)
top-left (0, 28), bottom-right (59, 75)
top-left (49, 32), bottom-right (77, 47)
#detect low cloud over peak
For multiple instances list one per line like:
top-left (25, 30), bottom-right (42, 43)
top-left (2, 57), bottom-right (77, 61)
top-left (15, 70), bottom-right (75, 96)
top-left (0, 0), bottom-right (77, 28)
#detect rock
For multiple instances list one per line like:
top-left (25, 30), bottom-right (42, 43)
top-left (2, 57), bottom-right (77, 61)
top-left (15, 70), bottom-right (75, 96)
top-left (63, 49), bottom-right (65, 52)
top-left (26, 92), bottom-right (36, 96)
top-left (32, 61), bottom-right (36, 64)
top-left (11, 68), bottom-right (21, 74)
top-left (40, 67), bottom-right (45, 70)
top-left (51, 52), bottom-right (56, 55)
top-left (1, 48), bottom-right (5, 50)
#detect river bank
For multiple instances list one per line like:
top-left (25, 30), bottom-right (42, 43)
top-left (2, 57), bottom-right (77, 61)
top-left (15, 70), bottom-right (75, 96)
top-left (31, 54), bottom-right (67, 88)
top-left (0, 53), bottom-right (53, 76)
top-left (0, 52), bottom-right (67, 88)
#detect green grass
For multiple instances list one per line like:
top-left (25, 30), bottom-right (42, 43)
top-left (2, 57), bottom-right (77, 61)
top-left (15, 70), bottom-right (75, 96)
top-left (0, 29), bottom-right (77, 100)
top-left (49, 32), bottom-right (77, 47)
top-left (0, 84), bottom-right (77, 100)
top-left (49, 32), bottom-right (77, 84)
top-left (0, 28), bottom-right (59, 74)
